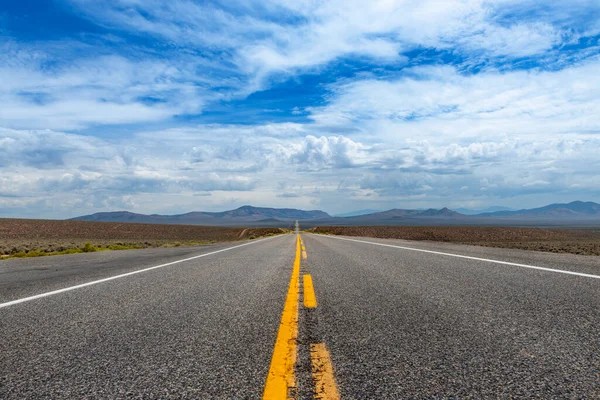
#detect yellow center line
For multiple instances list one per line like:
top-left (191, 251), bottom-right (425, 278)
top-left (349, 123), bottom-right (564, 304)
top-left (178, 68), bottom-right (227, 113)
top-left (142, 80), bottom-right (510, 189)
top-left (263, 235), bottom-right (301, 399)
top-left (310, 343), bottom-right (340, 399)
top-left (302, 250), bottom-right (308, 260)
top-left (303, 274), bottom-right (317, 308)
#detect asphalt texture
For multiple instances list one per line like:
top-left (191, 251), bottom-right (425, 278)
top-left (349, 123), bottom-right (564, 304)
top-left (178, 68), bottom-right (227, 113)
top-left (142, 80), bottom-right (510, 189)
top-left (301, 234), bottom-right (599, 399)
top-left (0, 234), bottom-right (294, 399)
top-left (0, 241), bottom-right (289, 304)
top-left (1, 232), bottom-right (599, 399)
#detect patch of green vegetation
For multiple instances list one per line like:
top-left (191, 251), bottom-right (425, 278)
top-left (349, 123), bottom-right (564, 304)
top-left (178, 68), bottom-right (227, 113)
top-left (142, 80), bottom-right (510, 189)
top-left (63, 248), bottom-right (81, 254)
top-left (6, 247), bottom-right (86, 259)
top-left (24, 250), bottom-right (46, 257)
top-left (160, 240), bottom-right (215, 248)
top-left (105, 244), bottom-right (144, 250)
top-left (2, 242), bottom-right (122, 260)
top-left (82, 242), bottom-right (97, 252)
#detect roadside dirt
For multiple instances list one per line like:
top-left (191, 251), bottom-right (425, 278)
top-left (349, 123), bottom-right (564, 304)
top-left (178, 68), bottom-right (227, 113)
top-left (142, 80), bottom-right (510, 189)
top-left (309, 226), bottom-right (600, 256)
top-left (0, 218), bottom-right (284, 256)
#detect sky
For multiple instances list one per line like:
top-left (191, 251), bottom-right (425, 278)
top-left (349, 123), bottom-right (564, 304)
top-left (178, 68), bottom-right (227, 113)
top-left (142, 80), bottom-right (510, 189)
top-left (1, 0), bottom-right (600, 218)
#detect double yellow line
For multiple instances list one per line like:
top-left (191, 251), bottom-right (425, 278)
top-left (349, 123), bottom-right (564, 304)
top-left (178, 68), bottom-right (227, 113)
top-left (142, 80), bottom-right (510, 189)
top-left (262, 235), bottom-right (301, 399)
top-left (263, 235), bottom-right (339, 399)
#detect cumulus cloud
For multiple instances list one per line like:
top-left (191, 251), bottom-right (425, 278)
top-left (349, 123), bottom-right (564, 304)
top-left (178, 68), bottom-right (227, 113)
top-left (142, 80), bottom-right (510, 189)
top-left (280, 135), bottom-right (368, 170)
top-left (1, 121), bottom-right (600, 217)
top-left (0, 127), bottom-right (262, 217)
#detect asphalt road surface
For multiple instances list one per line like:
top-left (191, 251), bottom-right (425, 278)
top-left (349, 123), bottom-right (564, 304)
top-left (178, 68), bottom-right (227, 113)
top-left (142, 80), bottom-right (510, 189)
top-left (1, 232), bottom-right (598, 399)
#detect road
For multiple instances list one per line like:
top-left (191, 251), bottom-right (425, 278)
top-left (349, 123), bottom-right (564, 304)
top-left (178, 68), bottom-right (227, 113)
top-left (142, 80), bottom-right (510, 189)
top-left (1, 233), bottom-right (598, 398)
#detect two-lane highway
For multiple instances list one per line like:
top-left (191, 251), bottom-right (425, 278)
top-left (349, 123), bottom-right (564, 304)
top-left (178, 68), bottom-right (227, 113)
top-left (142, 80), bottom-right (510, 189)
top-left (1, 232), bottom-right (599, 398)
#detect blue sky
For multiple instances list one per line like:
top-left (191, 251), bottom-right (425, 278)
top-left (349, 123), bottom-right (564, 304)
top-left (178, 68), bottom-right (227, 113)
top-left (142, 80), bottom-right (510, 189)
top-left (1, 0), bottom-right (600, 218)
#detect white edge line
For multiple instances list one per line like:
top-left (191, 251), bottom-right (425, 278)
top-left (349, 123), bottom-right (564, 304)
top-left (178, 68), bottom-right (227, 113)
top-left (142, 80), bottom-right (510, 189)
top-left (313, 234), bottom-right (600, 279)
top-left (0, 234), bottom-right (286, 309)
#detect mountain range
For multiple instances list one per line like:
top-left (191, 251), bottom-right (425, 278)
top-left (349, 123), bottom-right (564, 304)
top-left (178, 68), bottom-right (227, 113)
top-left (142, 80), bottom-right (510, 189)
top-left (452, 206), bottom-right (516, 215)
top-left (70, 205), bottom-right (329, 226)
top-left (71, 201), bottom-right (600, 227)
top-left (476, 201), bottom-right (600, 217)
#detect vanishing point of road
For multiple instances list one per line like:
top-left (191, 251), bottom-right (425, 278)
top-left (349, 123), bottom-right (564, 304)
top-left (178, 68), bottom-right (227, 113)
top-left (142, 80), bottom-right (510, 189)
top-left (1, 231), bottom-right (598, 398)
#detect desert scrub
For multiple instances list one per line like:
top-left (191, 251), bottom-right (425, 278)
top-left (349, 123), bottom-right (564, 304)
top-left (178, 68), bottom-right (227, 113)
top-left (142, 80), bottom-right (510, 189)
top-left (82, 242), bottom-right (97, 252)
top-left (6, 248), bottom-right (82, 259)
top-left (0, 219), bottom-right (283, 260)
top-left (160, 240), bottom-right (214, 248)
top-left (106, 244), bottom-right (144, 250)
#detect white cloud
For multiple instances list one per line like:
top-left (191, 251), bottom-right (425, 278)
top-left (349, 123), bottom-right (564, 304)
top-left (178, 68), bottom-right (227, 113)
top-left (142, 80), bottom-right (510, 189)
top-left (309, 59), bottom-right (600, 143)
top-left (2, 2), bottom-right (600, 216)
top-left (2, 1), bottom-right (598, 130)
top-left (2, 118), bottom-right (599, 218)
top-left (0, 43), bottom-right (211, 130)
top-left (65, 0), bottom-right (600, 90)
top-left (0, 127), bottom-right (110, 168)
top-left (280, 135), bottom-right (368, 170)
top-left (0, 127), bottom-right (264, 217)
top-left (461, 22), bottom-right (561, 57)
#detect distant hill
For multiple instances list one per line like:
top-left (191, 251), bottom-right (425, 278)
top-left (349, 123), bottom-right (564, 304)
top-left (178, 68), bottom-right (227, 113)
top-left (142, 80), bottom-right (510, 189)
top-left (72, 211), bottom-right (149, 223)
top-left (416, 207), bottom-right (462, 217)
top-left (71, 205), bottom-right (330, 226)
top-left (453, 206), bottom-right (515, 215)
top-left (207, 205), bottom-right (329, 220)
top-left (345, 208), bottom-right (463, 220)
top-left (476, 201), bottom-right (600, 218)
top-left (334, 209), bottom-right (382, 217)
top-left (368, 209), bottom-right (423, 218)
top-left (301, 207), bottom-right (467, 227)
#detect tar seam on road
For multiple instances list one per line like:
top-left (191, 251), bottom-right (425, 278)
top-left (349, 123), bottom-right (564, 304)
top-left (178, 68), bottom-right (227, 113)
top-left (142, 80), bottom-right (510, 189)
top-left (310, 343), bottom-right (340, 400)
top-left (0, 234), bottom-right (285, 309)
top-left (263, 234), bottom-right (301, 399)
top-left (303, 274), bottom-right (317, 308)
top-left (315, 234), bottom-right (600, 279)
